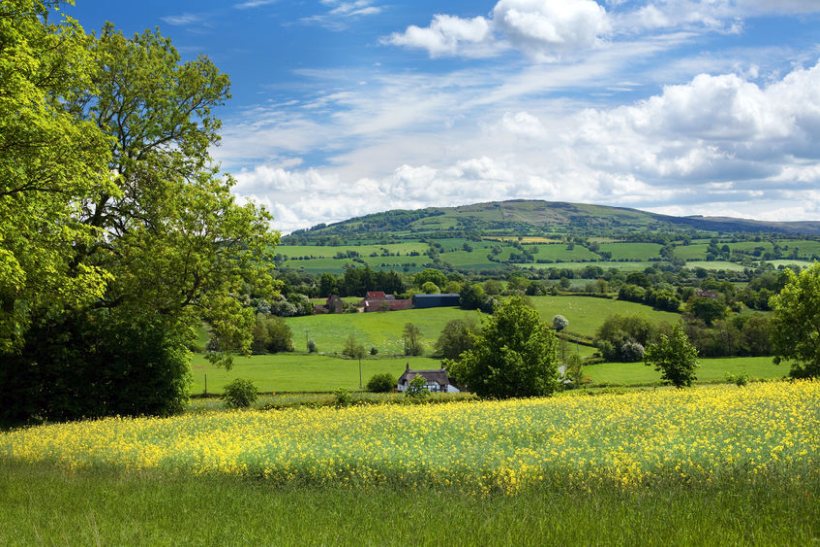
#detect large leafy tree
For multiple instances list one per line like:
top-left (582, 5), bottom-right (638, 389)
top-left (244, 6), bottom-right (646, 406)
top-left (770, 263), bottom-right (820, 378)
top-left (454, 296), bottom-right (558, 398)
top-left (1, 14), bottom-right (279, 423)
top-left (0, 0), bottom-right (113, 352)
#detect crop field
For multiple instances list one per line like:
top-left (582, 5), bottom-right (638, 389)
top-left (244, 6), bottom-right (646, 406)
top-left (275, 243), bottom-right (429, 259)
top-left (2, 382), bottom-right (816, 495)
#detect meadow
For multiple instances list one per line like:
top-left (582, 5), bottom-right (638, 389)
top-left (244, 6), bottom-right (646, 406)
top-left (1, 382), bottom-right (816, 494)
top-left (2, 382), bottom-right (816, 544)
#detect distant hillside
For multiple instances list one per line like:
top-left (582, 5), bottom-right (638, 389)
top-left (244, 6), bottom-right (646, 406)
top-left (284, 200), bottom-right (820, 243)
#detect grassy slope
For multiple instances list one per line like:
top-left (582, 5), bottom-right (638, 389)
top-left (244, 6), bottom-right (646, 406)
top-left (1, 461), bottom-right (815, 547)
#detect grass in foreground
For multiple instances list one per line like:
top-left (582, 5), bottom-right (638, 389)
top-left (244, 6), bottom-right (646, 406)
top-left (0, 460), bottom-right (816, 546)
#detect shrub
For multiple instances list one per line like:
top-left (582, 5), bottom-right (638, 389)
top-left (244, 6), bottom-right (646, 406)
top-left (223, 378), bottom-right (258, 409)
top-left (307, 339), bottom-right (317, 353)
top-left (405, 375), bottom-right (430, 401)
top-left (334, 389), bottom-right (353, 408)
top-left (369, 346), bottom-right (379, 356)
top-left (252, 314), bottom-right (294, 354)
top-left (367, 373), bottom-right (396, 393)
top-left (552, 315), bottom-right (569, 332)
top-left (645, 327), bottom-right (699, 387)
top-left (619, 341), bottom-right (645, 362)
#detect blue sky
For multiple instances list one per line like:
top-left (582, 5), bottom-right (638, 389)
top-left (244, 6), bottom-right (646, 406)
top-left (65, 1), bottom-right (820, 232)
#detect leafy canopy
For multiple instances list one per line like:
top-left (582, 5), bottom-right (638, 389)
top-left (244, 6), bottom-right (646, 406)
top-left (454, 296), bottom-right (558, 398)
top-left (770, 263), bottom-right (820, 378)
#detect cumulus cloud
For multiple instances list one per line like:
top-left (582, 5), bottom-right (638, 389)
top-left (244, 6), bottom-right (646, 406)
top-left (226, 61), bottom-right (820, 232)
top-left (386, 0), bottom-right (611, 59)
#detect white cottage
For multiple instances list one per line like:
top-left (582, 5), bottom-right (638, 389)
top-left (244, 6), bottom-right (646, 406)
top-left (397, 364), bottom-right (460, 393)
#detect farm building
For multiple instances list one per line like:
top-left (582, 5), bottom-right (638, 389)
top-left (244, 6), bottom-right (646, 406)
top-left (411, 293), bottom-right (460, 308)
top-left (362, 292), bottom-right (412, 312)
top-left (397, 365), bottom-right (460, 393)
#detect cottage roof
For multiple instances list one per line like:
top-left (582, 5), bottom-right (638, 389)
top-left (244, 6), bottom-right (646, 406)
top-left (366, 291), bottom-right (388, 300)
top-left (398, 368), bottom-right (451, 386)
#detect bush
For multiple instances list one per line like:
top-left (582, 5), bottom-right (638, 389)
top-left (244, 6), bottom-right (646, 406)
top-left (0, 310), bottom-right (190, 425)
top-left (307, 339), bottom-right (317, 353)
top-left (405, 375), bottom-right (430, 401)
top-left (367, 373), bottom-right (396, 393)
top-left (252, 314), bottom-right (294, 354)
top-left (334, 389), bottom-right (353, 408)
top-left (403, 323), bottom-right (424, 356)
top-left (369, 346), bottom-right (379, 356)
top-left (222, 378), bottom-right (258, 408)
top-left (552, 315), bottom-right (569, 332)
top-left (619, 341), bottom-right (645, 362)
top-left (434, 318), bottom-right (478, 360)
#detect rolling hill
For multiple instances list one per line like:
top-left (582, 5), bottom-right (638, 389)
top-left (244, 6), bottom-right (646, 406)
top-left (284, 200), bottom-right (820, 244)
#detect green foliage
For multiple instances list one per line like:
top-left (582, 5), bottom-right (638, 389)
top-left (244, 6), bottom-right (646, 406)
top-left (688, 296), bottom-right (727, 325)
top-left (644, 327), bottom-right (699, 387)
top-left (405, 375), bottom-right (430, 400)
top-left (334, 389), bottom-right (353, 408)
top-left (456, 296), bottom-right (559, 398)
top-left (595, 315), bottom-right (658, 361)
top-left (770, 262), bottom-right (820, 378)
top-left (552, 314), bottom-right (569, 332)
top-left (342, 335), bottom-right (366, 360)
top-left (307, 339), bottom-right (317, 353)
top-left (222, 378), bottom-right (258, 409)
top-left (414, 269), bottom-right (448, 289)
top-left (251, 314), bottom-right (294, 354)
top-left (0, 310), bottom-right (191, 425)
top-left (433, 318), bottom-right (478, 360)
top-left (366, 373), bottom-right (396, 393)
top-left (420, 281), bottom-right (441, 294)
top-left (1, 14), bottom-right (279, 422)
top-left (0, 0), bottom-right (114, 352)
top-left (403, 323), bottom-right (424, 356)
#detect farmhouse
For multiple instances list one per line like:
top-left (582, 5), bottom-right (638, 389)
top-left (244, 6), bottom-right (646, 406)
top-left (412, 293), bottom-right (460, 308)
top-left (397, 365), bottom-right (460, 393)
top-left (362, 291), bottom-right (412, 312)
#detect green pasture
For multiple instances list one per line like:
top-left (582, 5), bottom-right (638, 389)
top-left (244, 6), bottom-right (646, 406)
top-left (684, 261), bottom-right (747, 271)
top-left (781, 239), bottom-right (820, 257)
top-left (285, 307), bottom-right (480, 355)
top-left (519, 261), bottom-right (659, 271)
top-left (767, 259), bottom-right (816, 268)
top-left (673, 244), bottom-right (708, 260)
top-left (189, 354), bottom-right (440, 394)
top-left (276, 242), bottom-right (428, 259)
top-left (525, 295), bottom-right (680, 338)
top-left (597, 242), bottom-right (664, 260)
top-left (584, 356), bottom-right (783, 386)
top-left (527, 244), bottom-right (600, 261)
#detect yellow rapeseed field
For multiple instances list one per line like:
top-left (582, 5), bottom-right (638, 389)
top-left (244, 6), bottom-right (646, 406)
top-left (1, 382), bottom-right (817, 494)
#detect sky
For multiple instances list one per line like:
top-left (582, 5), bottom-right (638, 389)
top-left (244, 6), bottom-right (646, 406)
top-left (64, 1), bottom-right (820, 233)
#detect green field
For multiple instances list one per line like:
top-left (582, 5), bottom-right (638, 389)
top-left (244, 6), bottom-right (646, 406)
top-left (519, 261), bottom-right (659, 271)
top-left (584, 356), bottom-right (783, 386)
top-left (597, 242), bottom-right (664, 260)
top-left (528, 244), bottom-right (600, 261)
top-left (526, 295), bottom-right (679, 338)
top-left (684, 261), bottom-right (748, 271)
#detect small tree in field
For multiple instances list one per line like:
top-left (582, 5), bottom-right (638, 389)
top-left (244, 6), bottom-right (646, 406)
top-left (552, 315), bottom-right (569, 332)
top-left (644, 327), bottom-right (698, 387)
top-left (405, 375), bottom-right (430, 401)
top-left (403, 323), bottom-right (424, 356)
top-left (770, 263), bottom-right (820, 378)
top-left (367, 373), bottom-right (395, 393)
top-left (223, 378), bottom-right (258, 408)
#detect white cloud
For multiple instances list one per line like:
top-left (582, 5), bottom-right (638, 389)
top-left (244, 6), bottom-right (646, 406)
top-left (492, 0), bottom-right (611, 58)
top-left (161, 13), bottom-right (206, 26)
top-left (385, 15), bottom-right (495, 58)
top-left (386, 0), bottom-right (611, 59)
